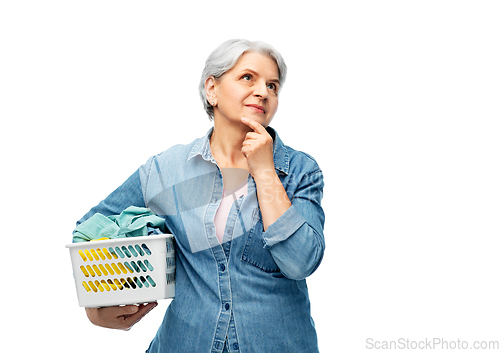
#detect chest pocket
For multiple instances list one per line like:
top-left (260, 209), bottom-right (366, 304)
top-left (241, 208), bottom-right (280, 273)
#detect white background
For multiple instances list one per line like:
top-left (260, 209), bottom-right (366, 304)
top-left (1, 1), bottom-right (499, 352)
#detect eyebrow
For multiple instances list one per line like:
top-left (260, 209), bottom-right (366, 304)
top-left (240, 69), bottom-right (280, 85)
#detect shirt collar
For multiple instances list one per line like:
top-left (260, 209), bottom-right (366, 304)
top-left (188, 126), bottom-right (289, 175)
top-left (188, 127), bottom-right (216, 163)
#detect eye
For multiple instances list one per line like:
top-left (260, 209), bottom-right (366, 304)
top-left (241, 74), bottom-right (252, 81)
top-left (267, 83), bottom-right (277, 91)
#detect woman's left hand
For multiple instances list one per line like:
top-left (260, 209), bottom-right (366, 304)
top-left (241, 117), bottom-right (275, 179)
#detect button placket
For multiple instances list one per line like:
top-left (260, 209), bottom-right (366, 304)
top-left (213, 235), bottom-right (232, 351)
top-left (226, 313), bottom-right (240, 352)
top-left (206, 165), bottom-right (236, 352)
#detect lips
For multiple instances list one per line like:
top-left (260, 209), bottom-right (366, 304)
top-left (246, 104), bottom-right (265, 114)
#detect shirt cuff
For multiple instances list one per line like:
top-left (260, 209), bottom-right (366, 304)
top-left (262, 205), bottom-right (306, 248)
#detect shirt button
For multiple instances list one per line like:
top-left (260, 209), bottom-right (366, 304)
top-left (225, 303), bottom-right (230, 311)
top-left (233, 343), bottom-right (239, 350)
top-left (219, 264), bottom-right (226, 272)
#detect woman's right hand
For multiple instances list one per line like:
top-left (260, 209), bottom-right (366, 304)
top-left (85, 302), bottom-right (158, 330)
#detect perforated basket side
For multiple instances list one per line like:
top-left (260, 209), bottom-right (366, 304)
top-left (66, 234), bottom-right (175, 307)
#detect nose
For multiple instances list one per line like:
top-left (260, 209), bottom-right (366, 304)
top-left (253, 80), bottom-right (269, 100)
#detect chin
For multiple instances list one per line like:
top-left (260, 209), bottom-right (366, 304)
top-left (248, 115), bottom-right (271, 126)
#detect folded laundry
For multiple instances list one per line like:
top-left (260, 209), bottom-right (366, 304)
top-left (73, 206), bottom-right (167, 243)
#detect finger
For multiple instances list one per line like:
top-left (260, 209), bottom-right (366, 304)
top-left (244, 132), bottom-right (260, 141)
top-left (242, 139), bottom-right (257, 149)
top-left (136, 302), bottom-right (158, 317)
top-left (86, 305), bottom-right (139, 330)
top-left (241, 145), bottom-right (251, 158)
top-left (123, 303), bottom-right (157, 319)
top-left (111, 304), bottom-right (140, 317)
top-left (241, 117), bottom-right (266, 134)
top-left (121, 302), bottom-right (158, 330)
top-left (90, 304), bottom-right (137, 322)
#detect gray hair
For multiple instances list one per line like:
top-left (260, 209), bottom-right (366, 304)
top-left (199, 39), bottom-right (287, 120)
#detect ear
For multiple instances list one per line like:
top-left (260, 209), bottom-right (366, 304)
top-left (204, 76), bottom-right (217, 105)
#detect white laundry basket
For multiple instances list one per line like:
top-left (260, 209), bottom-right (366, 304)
top-left (66, 234), bottom-right (175, 308)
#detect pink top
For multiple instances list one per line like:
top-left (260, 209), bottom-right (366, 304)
top-left (214, 179), bottom-right (248, 243)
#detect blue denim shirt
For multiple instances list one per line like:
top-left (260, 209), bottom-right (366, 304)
top-left (76, 127), bottom-right (325, 353)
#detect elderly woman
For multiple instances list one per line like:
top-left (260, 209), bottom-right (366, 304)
top-left (78, 39), bottom-right (325, 353)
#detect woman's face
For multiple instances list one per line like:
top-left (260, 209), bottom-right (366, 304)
top-left (211, 52), bottom-right (280, 128)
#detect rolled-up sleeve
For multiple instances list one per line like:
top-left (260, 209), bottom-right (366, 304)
top-left (262, 170), bottom-right (325, 280)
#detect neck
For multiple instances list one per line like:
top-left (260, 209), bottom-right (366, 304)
top-left (210, 117), bottom-right (249, 169)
